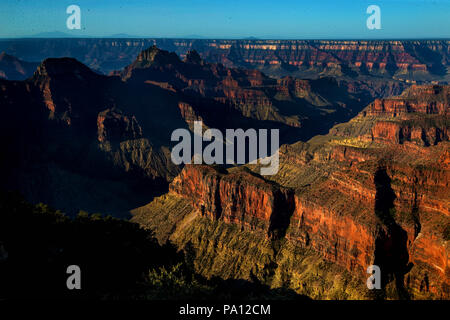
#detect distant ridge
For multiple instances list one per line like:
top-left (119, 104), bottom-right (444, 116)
top-left (29, 31), bottom-right (81, 38)
top-left (0, 39), bottom-right (448, 82)
top-left (105, 34), bottom-right (142, 38)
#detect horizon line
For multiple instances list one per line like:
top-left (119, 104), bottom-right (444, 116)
top-left (1, 37), bottom-right (450, 41)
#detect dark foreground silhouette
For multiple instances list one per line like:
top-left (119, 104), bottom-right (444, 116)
top-left (0, 191), bottom-right (307, 300)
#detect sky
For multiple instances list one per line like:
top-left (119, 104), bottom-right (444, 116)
top-left (0, 0), bottom-right (449, 39)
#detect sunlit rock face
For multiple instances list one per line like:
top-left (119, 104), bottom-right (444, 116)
top-left (133, 85), bottom-right (449, 299)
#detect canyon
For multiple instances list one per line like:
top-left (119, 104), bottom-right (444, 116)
top-left (132, 84), bottom-right (449, 299)
top-left (0, 43), bottom-right (448, 300)
top-left (0, 46), bottom-right (408, 217)
top-left (0, 39), bottom-right (449, 82)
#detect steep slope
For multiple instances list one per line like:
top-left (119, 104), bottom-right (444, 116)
top-left (0, 52), bottom-right (38, 80)
top-left (0, 57), bottom-right (182, 216)
top-left (132, 85), bottom-right (449, 299)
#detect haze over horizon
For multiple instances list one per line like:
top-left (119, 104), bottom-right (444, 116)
top-left (2, 31), bottom-right (450, 40)
top-left (1, 0), bottom-right (449, 39)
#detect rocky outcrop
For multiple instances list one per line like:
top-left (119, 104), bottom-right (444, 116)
top-left (169, 165), bottom-right (295, 238)
top-left (97, 108), bottom-right (143, 143)
top-left (371, 121), bottom-right (448, 146)
top-left (177, 101), bottom-right (203, 126)
top-left (287, 195), bottom-right (376, 274)
top-left (363, 85), bottom-right (449, 117)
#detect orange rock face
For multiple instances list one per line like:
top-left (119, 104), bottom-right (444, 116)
top-left (371, 121), bottom-right (448, 146)
top-left (288, 196), bottom-right (376, 274)
top-left (363, 85), bottom-right (449, 117)
top-left (177, 102), bottom-right (203, 125)
top-left (170, 165), bottom-right (294, 235)
top-left (154, 85), bottom-right (449, 299)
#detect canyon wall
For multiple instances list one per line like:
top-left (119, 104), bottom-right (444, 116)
top-left (133, 85), bottom-right (450, 299)
top-left (0, 39), bottom-right (448, 81)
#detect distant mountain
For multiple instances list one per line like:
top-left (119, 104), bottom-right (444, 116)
top-left (26, 32), bottom-right (140, 39)
top-left (29, 31), bottom-right (80, 38)
top-left (106, 33), bottom-right (143, 38)
top-left (180, 35), bottom-right (209, 39)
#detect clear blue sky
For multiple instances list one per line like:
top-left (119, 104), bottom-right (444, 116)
top-left (0, 0), bottom-right (449, 38)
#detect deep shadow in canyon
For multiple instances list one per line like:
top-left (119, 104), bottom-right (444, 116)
top-left (373, 166), bottom-right (412, 300)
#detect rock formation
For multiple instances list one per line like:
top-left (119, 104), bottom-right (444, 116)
top-left (0, 52), bottom-right (38, 80)
top-left (132, 85), bottom-right (449, 299)
top-left (1, 39), bottom-right (448, 82)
